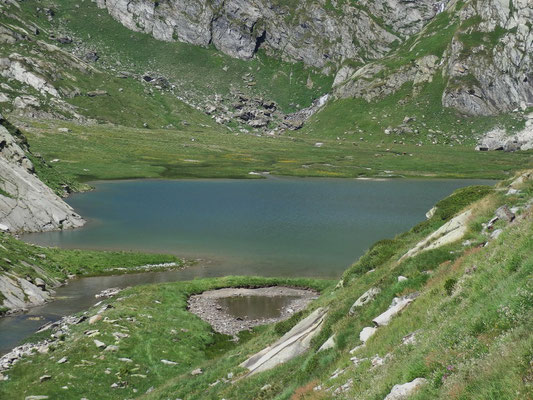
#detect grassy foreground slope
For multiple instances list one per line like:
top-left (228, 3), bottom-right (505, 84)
top-left (2, 173), bottom-right (532, 399)
top-left (0, 277), bottom-right (333, 399)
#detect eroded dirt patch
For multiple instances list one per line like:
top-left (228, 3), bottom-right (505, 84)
top-left (187, 287), bottom-right (319, 336)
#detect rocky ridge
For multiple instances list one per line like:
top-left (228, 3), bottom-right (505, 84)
top-left (93, 0), bottom-right (440, 71)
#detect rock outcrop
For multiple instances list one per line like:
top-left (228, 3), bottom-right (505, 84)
top-left (0, 119), bottom-right (85, 233)
top-left (399, 210), bottom-right (472, 261)
top-left (93, 0), bottom-right (439, 70)
top-left (334, 0), bottom-right (532, 116)
top-left (0, 274), bottom-right (53, 311)
top-left (476, 113), bottom-right (533, 151)
top-left (442, 0), bottom-right (533, 115)
top-left (240, 307), bottom-right (327, 375)
top-left (384, 378), bottom-right (428, 400)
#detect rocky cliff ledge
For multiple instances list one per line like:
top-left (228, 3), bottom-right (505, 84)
top-left (333, 0), bottom-right (532, 116)
top-left (0, 116), bottom-right (84, 233)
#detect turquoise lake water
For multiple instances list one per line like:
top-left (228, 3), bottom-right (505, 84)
top-left (24, 177), bottom-right (491, 278)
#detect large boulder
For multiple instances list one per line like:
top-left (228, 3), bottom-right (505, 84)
top-left (384, 378), bottom-right (428, 400)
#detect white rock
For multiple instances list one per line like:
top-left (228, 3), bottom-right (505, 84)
top-left (89, 314), bottom-right (102, 324)
top-left (490, 229), bottom-right (503, 240)
top-left (359, 326), bottom-right (377, 343)
top-left (397, 276), bottom-right (408, 282)
top-left (161, 359), bottom-right (177, 365)
top-left (0, 125), bottom-right (85, 234)
top-left (384, 378), bottom-right (428, 400)
top-left (318, 334), bottom-right (336, 352)
top-left (425, 206), bottom-right (437, 219)
top-left (372, 293), bottom-right (418, 327)
top-left (240, 307), bottom-right (327, 375)
top-left (349, 287), bottom-right (381, 315)
top-left (94, 340), bottom-right (106, 348)
top-left (400, 210), bottom-right (472, 261)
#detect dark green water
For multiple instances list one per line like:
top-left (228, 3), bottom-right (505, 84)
top-left (1, 177), bottom-right (491, 354)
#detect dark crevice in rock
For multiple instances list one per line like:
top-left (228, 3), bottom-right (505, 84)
top-left (253, 29), bottom-right (266, 54)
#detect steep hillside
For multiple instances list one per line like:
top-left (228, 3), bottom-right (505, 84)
top-left (1, 172), bottom-right (531, 399)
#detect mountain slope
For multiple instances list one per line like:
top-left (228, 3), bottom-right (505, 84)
top-left (93, 0), bottom-right (438, 70)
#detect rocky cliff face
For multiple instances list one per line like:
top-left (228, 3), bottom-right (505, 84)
top-left (94, 0), bottom-right (439, 70)
top-left (333, 0), bottom-right (532, 116)
top-left (0, 117), bottom-right (85, 233)
top-left (442, 0), bottom-right (533, 115)
top-left (94, 0), bottom-right (531, 116)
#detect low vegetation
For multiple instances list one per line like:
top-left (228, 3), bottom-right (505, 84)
top-left (0, 232), bottom-right (182, 282)
top-left (15, 117), bottom-right (533, 181)
top-left (0, 276), bottom-right (333, 399)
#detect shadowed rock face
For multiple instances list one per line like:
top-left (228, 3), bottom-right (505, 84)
top-left (93, 0), bottom-right (438, 70)
top-left (0, 123), bottom-right (85, 233)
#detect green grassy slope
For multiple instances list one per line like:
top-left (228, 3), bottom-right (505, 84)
top-left (2, 174), bottom-right (531, 399)
top-left (16, 117), bottom-right (533, 181)
top-left (0, 276), bottom-right (333, 398)
top-left (7, 0), bottom-right (331, 115)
